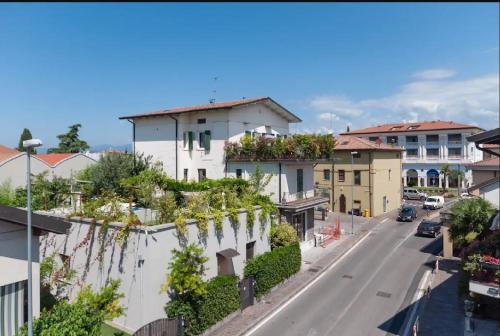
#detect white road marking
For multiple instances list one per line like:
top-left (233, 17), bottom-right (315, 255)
top-left (400, 270), bottom-right (432, 336)
top-left (381, 218), bottom-right (389, 224)
top-left (243, 230), bottom-right (373, 336)
top-left (324, 227), bottom-right (417, 334)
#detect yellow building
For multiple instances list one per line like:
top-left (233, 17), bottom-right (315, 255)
top-left (314, 136), bottom-right (403, 217)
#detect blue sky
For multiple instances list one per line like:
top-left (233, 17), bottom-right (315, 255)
top-left (0, 3), bottom-right (498, 149)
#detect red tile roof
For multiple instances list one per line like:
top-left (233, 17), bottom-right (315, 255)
top-left (119, 97), bottom-right (302, 122)
top-left (0, 145), bottom-right (20, 163)
top-left (482, 144), bottom-right (500, 149)
top-left (467, 157), bottom-right (500, 168)
top-left (334, 136), bottom-right (403, 151)
top-left (341, 120), bottom-right (482, 135)
top-left (35, 153), bottom-right (75, 166)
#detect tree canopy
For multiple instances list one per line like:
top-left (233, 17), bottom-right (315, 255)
top-left (17, 128), bottom-right (36, 153)
top-left (47, 124), bottom-right (90, 153)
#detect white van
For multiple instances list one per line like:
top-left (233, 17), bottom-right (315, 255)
top-left (423, 196), bottom-right (445, 210)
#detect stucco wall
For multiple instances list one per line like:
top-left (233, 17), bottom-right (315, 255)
top-left (479, 181), bottom-right (499, 209)
top-left (471, 170), bottom-right (498, 186)
top-left (0, 221), bottom-right (40, 317)
top-left (48, 155), bottom-right (96, 180)
top-left (133, 103), bottom-right (292, 181)
top-left (40, 207), bottom-right (271, 333)
top-left (371, 151), bottom-right (403, 216)
top-left (0, 155), bottom-right (48, 189)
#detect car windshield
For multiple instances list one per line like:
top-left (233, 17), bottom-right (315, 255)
top-left (401, 208), bottom-right (412, 214)
top-left (426, 198), bottom-right (437, 203)
top-left (420, 221), bottom-right (435, 228)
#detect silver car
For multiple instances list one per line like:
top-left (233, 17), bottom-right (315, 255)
top-left (403, 188), bottom-right (428, 201)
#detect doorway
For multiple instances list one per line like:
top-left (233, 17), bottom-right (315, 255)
top-left (297, 169), bottom-right (304, 199)
top-left (339, 194), bottom-right (346, 213)
top-left (292, 212), bottom-right (306, 241)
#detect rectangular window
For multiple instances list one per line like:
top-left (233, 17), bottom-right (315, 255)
top-left (426, 134), bottom-right (439, 143)
top-left (198, 169), bottom-right (207, 181)
top-left (406, 135), bottom-right (418, 143)
top-left (353, 152), bottom-right (361, 159)
top-left (354, 170), bottom-right (361, 185)
top-left (448, 147), bottom-right (462, 157)
top-left (448, 134), bottom-right (462, 142)
top-left (246, 241), bottom-right (256, 261)
top-left (236, 169), bottom-right (242, 179)
top-left (323, 169), bottom-right (331, 181)
top-left (183, 169), bottom-right (188, 181)
top-left (387, 136), bottom-right (398, 144)
top-left (338, 170), bottom-right (345, 182)
top-left (198, 130), bottom-right (211, 150)
top-left (406, 148), bottom-right (418, 157)
top-left (197, 118), bottom-right (206, 124)
top-left (297, 169), bottom-right (304, 196)
top-left (426, 148), bottom-right (439, 157)
top-left (388, 169), bottom-right (391, 181)
top-left (184, 131), bottom-right (194, 150)
top-left (369, 137), bottom-right (379, 142)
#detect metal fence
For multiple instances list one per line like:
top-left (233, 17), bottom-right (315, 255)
top-left (133, 317), bottom-right (184, 336)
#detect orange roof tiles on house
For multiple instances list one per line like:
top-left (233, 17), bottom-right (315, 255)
top-left (0, 145), bottom-right (20, 163)
top-left (35, 153), bottom-right (75, 166)
top-left (334, 136), bottom-right (403, 151)
top-left (466, 157), bottom-right (500, 169)
top-left (341, 120), bottom-right (483, 135)
top-left (119, 97), bottom-right (302, 122)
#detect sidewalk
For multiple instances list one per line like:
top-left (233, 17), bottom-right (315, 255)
top-left (206, 212), bottom-right (379, 336)
top-left (417, 259), bottom-right (464, 336)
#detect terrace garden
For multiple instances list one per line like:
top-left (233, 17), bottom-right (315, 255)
top-left (224, 133), bottom-right (335, 161)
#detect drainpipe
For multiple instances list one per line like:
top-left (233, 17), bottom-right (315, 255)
top-left (332, 160), bottom-right (335, 212)
top-left (278, 162), bottom-right (282, 203)
top-left (369, 151), bottom-right (373, 217)
top-left (168, 115), bottom-right (179, 181)
top-left (127, 119), bottom-right (136, 169)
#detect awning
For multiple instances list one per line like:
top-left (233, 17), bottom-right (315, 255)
top-left (277, 196), bottom-right (330, 213)
top-left (217, 248), bottom-right (240, 259)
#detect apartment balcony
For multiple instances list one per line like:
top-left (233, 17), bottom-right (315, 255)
top-left (277, 189), bottom-right (330, 212)
top-left (426, 155), bottom-right (440, 160)
top-left (426, 141), bottom-right (440, 146)
top-left (280, 190), bottom-right (316, 203)
top-left (447, 140), bottom-right (463, 146)
top-left (448, 155), bottom-right (463, 160)
top-left (405, 141), bottom-right (419, 147)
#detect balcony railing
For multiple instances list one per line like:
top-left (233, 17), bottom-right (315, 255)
top-left (426, 155), bottom-right (439, 159)
top-left (280, 190), bottom-right (315, 203)
top-left (448, 140), bottom-right (462, 145)
top-left (405, 141), bottom-right (419, 146)
top-left (426, 141), bottom-right (439, 146)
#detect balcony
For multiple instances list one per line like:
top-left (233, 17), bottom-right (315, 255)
top-left (280, 190), bottom-right (316, 203)
top-left (426, 141), bottom-right (439, 146)
top-left (447, 140), bottom-right (463, 146)
top-left (426, 155), bottom-right (440, 160)
top-left (405, 141), bottom-right (419, 147)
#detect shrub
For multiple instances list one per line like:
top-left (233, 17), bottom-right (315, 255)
top-left (244, 243), bottom-right (301, 298)
top-left (165, 275), bottom-right (240, 336)
top-left (270, 222), bottom-right (299, 249)
top-left (0, 179), bottom-right (16, 206)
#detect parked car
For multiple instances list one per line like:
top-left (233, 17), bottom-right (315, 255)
top-left (423, 196), bottom-right (445, 210)
top-left (398, 206), bottom-right (417, 222)
top-left (417, 220), bottom-right (441, 237)
top-left (403, 188), bottom-right (428, 201)
top-left (460, 192), bottom-right (473, 199)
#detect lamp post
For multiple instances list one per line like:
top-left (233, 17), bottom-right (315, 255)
top-left (350, 151), bottom-right (358, 235)
top-left (23, 138), bottom-right (43, 336)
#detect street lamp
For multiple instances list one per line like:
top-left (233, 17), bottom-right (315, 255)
top-left (350, 151), bottom-right (358, 235)
top-left (23, 138), bottom-right (43, 336)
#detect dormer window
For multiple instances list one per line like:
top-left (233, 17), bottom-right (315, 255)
top-left (407, 125), bottom-right (420, 130)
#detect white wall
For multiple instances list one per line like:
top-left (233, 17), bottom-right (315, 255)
top-left (133, 103), bottom-right (292, 181)
top-left (40, 207), bottom-right (271, 333)
top-left (48, 154), bottom-right (96, 180)
top-left (480, 181), bottom-right (500, 209)
top-left (0, 221), bottom-right (41, 317)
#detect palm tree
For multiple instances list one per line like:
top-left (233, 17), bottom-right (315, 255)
top-left (440, 164), bottom-right (451, 191)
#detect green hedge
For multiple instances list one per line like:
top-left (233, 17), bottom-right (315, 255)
top-left (165, 275), bottom-right (240, 335)
top-left (244, 243), bottom-right (301, 299)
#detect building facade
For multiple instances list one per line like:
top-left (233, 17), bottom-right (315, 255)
top-left (342, 121), bottom-right (484, 189)
top-left (314, 136), bottom-right (403, 217)
top-left (0, 205), bottom-right (69, 336)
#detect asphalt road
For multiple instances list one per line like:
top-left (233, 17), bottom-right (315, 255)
top-left (247, 202), bottom-right (442, 336)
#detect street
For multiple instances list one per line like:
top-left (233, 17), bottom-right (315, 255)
top-left (246, 203), bottom-right (442, 336)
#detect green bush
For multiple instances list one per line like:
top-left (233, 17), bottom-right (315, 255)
top-left (270, 222), bottom-right (299, 250)
top-left (165, 275), bottom-right (240, 335)
top-left (244, 243), bottom-right (301, 299)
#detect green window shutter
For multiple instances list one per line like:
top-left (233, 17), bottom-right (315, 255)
top-left (183, 132), bottom-right (187, 148)
top-left (188, 131), bottom-right (193, 151)
top-left (204, 130), bottom-right (211, 151)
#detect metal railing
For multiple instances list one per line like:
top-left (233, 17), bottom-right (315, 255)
top-left (280, 190), bottom-right (315, 203)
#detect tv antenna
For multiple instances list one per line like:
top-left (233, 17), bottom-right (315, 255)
top-left (209, 76), bottom-right (218, 103)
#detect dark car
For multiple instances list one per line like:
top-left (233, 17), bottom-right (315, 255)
top-left (398, 206), bottom-right (417, 222)
top-left (417, 220), bottom-right (441, 237)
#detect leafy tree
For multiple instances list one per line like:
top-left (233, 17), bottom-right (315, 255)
top-left (440, 164), bottom-right (451, 190)
top-left (78, 152), bottom-right (152, 198)
top-left (47, 124), bottom-right (89, 153)
top-left (17, 280), bottom-right (124, 336)
top-left (270, 222), bottom-right (299, 249)
top-left (16, 128), bottom-right (36, 153)
top-left (160, 244), bottom-right (209, 300)
top-left (449, 198), bottom-right (496, 248)
top-left (0, 179), bottom-right (16, 206)
top-left (248, 164), bottom-right (273, 195)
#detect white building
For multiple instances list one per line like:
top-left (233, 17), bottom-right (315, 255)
top-left (0, 204), bottom-right (69, 336)
top-left (120, 97), bottom-right (329, 242)
top-left (342, 121), bottom-right (484, 189)
top-left (0, 146), bottom-right (96, 189)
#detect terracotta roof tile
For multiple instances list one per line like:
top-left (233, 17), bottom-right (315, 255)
top-left (0, 145), bottom-right (20, 163)
top-left (119, 96), bottom-right (301, 122)
top-left (341, 120), bottom-right (482, 135)
top-left (467, 157), bottom-right (500, 168)
top-left (334, 136), bottom-right (402, 151)
top-left (35, 153), bottom-right (75, 166)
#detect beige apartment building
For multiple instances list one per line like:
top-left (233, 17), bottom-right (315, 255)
top-left (315, 136), bottom-right (403, 217)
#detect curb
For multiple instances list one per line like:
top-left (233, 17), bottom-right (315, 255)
top-left (234, 227), bottom-right (373, 336)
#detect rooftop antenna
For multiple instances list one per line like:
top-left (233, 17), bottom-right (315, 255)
top-left (209, 76), bottom-right (218, 103)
